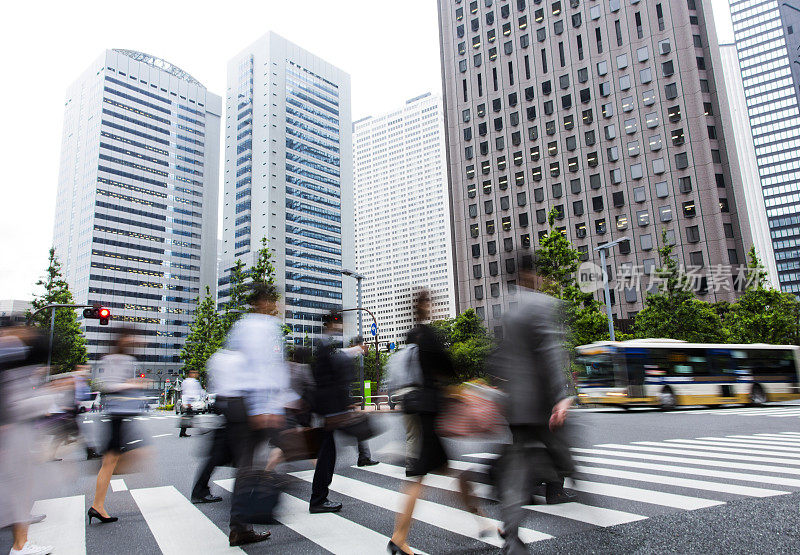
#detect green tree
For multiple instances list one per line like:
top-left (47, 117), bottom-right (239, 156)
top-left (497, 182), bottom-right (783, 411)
top-left (363, 347), bottom-right (389, 384)
top-left (723, 247), bottom-right (800, 345)
top-left (219, 258), bottom-right (248, 337)
top-left (179, 286), bottom-right (223, 385)
top-left (634, 230), bottom-right (725, 342)
top-left (449, 309), bottom-right (494, 380)
top-left (28, 248), bottom-right (87, 373)
top-left (535, 209), bottom-right (609, 357)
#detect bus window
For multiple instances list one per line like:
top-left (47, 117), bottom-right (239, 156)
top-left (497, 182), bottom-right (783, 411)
top-left (667, 350), bottom-right (708, 376)
top-left (579, 355), bottom-right (615, 386)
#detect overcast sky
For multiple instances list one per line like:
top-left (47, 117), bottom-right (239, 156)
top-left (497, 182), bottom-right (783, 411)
top-left (0, 0), bottom-right (734, 300)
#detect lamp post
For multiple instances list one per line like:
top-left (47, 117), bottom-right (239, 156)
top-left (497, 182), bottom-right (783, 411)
top-left (592, 237), bottom-right (630, 342)
top-left (341, 269), bottom-right (372, 409)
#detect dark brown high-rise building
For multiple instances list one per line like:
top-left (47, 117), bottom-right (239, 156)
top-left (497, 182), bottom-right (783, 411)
top-left (438, 0), bottom-right (754, 334)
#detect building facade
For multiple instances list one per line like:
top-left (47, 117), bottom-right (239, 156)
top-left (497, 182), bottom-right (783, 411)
top-left (354, 94), bottom-right (456, 346)
top-left (219, 33), bottom-right (354, 343)
top-left (0, 300), bottom-right (32, 327)
top-left (54, 49), bottom-right (221, 382)
top-left (729, 0), bottom-right (800, 293)
top-left (438, 0), bottom-right (752, 334)
top-left (719, 44), bottom-right (780, 287)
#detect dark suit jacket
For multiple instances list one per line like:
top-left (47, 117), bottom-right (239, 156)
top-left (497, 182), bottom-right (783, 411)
top-left (311, 335), bottom-right (355, 416)
top-left (491, 290), bottom-right (567, 425)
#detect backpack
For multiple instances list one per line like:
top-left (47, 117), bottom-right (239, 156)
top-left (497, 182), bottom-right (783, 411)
top-left (386, 344), bottom-right (423, 393)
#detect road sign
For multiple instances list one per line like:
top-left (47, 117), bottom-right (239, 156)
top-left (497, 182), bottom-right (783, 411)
top-left (389, 342), bottom-right (396, 351)
top-left (370, 322), bottom-right (377, 336)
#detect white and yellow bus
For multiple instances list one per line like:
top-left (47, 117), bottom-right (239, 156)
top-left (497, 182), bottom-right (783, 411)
top-left (575, 339), bottom-right (800, 409)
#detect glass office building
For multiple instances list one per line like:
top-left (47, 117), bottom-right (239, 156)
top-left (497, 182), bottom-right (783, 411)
top-left (729, 0), bottom-right (800, 293)
top-left (53, 49), bottom-right (221, 382)
top-left (219, 33), bottom-right (354, 342)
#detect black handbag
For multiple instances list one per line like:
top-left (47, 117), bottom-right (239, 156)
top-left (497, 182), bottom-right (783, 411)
top-left (231, 468), bottom-right (284, 525)
top-left (402, 387), bottom-right (438, 415)
top-left (324, 411), bottom-right (376, 442)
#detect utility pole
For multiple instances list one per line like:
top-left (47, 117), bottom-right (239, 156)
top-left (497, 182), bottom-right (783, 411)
top-left (342, 269), bottom-right (368, 408)
top-left (593, 237), bottom-right (630, 342)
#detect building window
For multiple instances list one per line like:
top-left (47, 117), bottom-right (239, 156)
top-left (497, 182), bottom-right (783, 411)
top-left (675, 152), bottom-right (689, 169)
top-left (683, 200), bottom-right (696, 218)
top-left (655, 180), bottom-right (669, 198)
top-left (633, 186), bottom-right (646, 203)
top-left (616, 214), bottom-right (628, 230)
top-left (637, 210), bottom-right (650, 226)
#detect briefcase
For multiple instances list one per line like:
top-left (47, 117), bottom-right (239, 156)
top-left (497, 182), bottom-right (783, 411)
top-left (275, 427), bottom-right (323, 461)
top-left (231, 468), bottom-right (284, 525)
top-left (324, 411), bottom-right (376, 442)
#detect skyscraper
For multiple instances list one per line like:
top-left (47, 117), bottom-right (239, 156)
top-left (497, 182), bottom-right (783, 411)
top-left (219, 33), bottom-right (354, 342)
top-left (354, 93), bottom-right (456, 347)
top-left (54, 49), bottom-right (221, 382)
top-left (719, 44), bottom-right (780, 287)
top-left (729, 0), bottom-right (800, 293)
top-left (438, 0), bottom-right (753, 333)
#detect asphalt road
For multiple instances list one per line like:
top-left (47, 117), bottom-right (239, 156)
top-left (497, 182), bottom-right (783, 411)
top-left (3, 403), bottom-right (800, 554)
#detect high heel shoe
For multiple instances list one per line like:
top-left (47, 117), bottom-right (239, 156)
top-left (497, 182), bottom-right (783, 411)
top-left (387, 540), bottom-right (414, 555)
top-left (88, 507), bottom-right (118, 524)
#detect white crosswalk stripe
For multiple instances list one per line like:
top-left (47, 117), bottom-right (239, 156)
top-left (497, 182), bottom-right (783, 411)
top-left (213, 479), bottom-right (428, 554)
top-left (130, 485), bottom-right (243, 554)
top-left (289, 469), bottom-right (552, 546)
top-left (29, 495), bottom-right (86, 555)
top-left (354, 461), bottom-right (648, 527)
top-left (27, 430), bottom-right (800, 553)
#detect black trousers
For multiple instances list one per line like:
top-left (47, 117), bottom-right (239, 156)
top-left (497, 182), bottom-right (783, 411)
top-left (191, 426), bottom-right (232, 499)
top-left (179, 407), bottom-right (195, 436)
top-left (310, 429), bottom-right (336, 507)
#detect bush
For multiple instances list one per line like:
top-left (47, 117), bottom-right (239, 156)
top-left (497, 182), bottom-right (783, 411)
top-left (158, 404), bottom-right (174, 411)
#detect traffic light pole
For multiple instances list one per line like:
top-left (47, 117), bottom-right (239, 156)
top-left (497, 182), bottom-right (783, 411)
top-left (341, 306), bottom-right (378, 410)
top-left (29, 303), bottom-right (96, 377)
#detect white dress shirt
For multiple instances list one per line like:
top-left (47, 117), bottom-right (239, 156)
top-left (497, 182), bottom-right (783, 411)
top-left (207, 349), bottom-right (246, 397)
top-left (181, 377), bottom-right (202, 404)
top-left (226, 313), bottom-right (292, 415)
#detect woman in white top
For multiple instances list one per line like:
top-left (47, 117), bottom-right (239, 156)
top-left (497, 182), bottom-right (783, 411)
top-left (88, 328), bottom-right (143, 525)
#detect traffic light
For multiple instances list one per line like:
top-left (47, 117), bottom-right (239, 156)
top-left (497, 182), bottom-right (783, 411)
top-left (83, 304), bottom-right (111, 325)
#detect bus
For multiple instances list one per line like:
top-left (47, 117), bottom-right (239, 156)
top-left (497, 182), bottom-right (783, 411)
top-left (575, 339), bottom-right (800, 409)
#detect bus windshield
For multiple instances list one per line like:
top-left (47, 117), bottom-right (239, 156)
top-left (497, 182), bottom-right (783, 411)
top-left (578, 355), bottom-right (615, 386)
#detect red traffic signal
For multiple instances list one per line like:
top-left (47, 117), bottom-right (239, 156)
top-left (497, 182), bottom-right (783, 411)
top-left (139, 373), bottom-right (145, 378)
top-left (83, 305), bottom-right (111, 325)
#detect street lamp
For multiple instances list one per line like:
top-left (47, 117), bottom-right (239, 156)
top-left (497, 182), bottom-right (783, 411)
top-left (593, 237), bottom-right (630, 342)
top-left (341, 269), bottom-right (371, 409)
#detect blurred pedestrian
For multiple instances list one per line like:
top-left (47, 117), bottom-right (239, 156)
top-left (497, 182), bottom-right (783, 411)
top-left (308, 311), bottom-right (368, 513)
top-left (492, 255), bottom-right (575, 555)
top-left (88, 327), bottom-right (145, 525)
top-left (388, 290), bottom-right (487, 554)
top-left (190, 349), bottom-right (241, 504)
top-left (222, 283), bottom-right (290, 546)
top-left (178, 369), bottom-right (202, 437)
top-left (1, 325), bottom-right (55, 555)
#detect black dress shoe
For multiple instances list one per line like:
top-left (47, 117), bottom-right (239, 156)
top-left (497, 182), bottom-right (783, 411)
top-left (545, 489), bottom-right (577, 505)
top-left (229, 529), bottom-right (270, 546)
top-left (309, 500), bottom-right (342, 513)
top-left (357, 458), bottom-right (379, 467)
top-left (191, 494), bottom-right (222, 504)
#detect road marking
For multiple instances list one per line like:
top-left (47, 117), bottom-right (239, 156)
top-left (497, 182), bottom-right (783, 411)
top-left (573, 455), bottom-right (800, 488)
top-left (463, 452), bottom-right (499, 460)
top-left (572, 444), bottom-right (800, 475)
top-left (151, 416), bottom-right (167, 420)
top-left (740, 434), bottom-right (800, 443)
top-left (575, 464), bottom-right (787, 497)
top-left (30, 495), bottom-right (85, 555)
top-left (213, 480), bottom-right (427, 554)
top-left (289, 470), bottom-right (551, 546)
top-left (110, 479), bottom-right (128, 492)
top-left (355, 461), bottom-right (647, 528)
top-left (131, 486), bottom-right (242, 554)
top-left (135, 416), bottom-right (148, 420)
top-left (592, 444), bottom-right (800, 471)
top-left (101, 419), bottom-right (110, 422)
top-left (123, 418), bottom-right (132, 422)
top-left (83, 420), bottom-right (94, 423)
top-left (570, 480), bottom-right (721, 510)
top-left (152, 433), bottom-right (172, 438)
top-left (127, 439), bottom-right (142, 445)
top-left (657, 440), bottom-right (800, 460)
top-left (595, 441), bottom-right (800, 473)
top-left (693, 438), bottom-right (800, 453)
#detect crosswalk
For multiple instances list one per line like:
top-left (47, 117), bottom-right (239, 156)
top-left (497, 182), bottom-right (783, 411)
top-left (676, 405), bottom-right (800, 418)
top-left (22, 430), bottom-right (800, 553)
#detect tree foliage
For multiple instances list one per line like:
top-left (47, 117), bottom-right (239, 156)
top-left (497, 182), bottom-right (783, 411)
top-left (723, 247), bottom-right (800, 345)
top-left (424, 309), bottom-right (494, 382)
top-left (535, 209), bottom-right (610, 356)
top-left (179, 286), bottom-right (223, 385)
top-left (28, 248), bottom-right (87, 373)
top-left (634, 230), bottom-right (725, 343)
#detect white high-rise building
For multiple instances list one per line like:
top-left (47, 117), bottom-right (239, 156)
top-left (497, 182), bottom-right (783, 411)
top-left (719, 44), bottom-right (779, 287)
top-left (54, 49), bottom-right (221, 382)
top-left (354, 93), bottom-right (455, 346)
top-left (729, 0), bottom-right (800, 292)
top-left (219, 33), bottom-right (354, 343)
